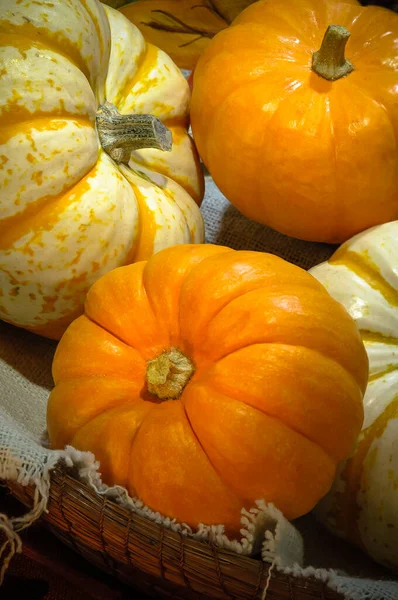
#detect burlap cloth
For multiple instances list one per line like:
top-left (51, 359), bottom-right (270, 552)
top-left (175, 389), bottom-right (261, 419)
top-left (1, 173), bottom-right (398, 600)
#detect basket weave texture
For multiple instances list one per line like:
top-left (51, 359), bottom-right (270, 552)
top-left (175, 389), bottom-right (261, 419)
top-left (8, 466), bottom-right (344, 600)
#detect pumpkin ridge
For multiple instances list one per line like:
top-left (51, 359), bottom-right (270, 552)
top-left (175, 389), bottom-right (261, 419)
top-left (211, 341), bottom-right (366, 397)
top-left (128, 147), bottom-right (201, 207)
top-left (347, 8), bottom-right (393, 60)
top-left (127, 402), bottom-right (157, 495)
top-left (70, 401), bottom-right (153, 490)
top-left (367, 363), bottom-right (398, 383)
top-left (79, 0), bottom-right (109, 59)
top-left (82, 312), bottom-right (148, 363)
top-left (195, 280), bottom-right (329, 347)
top-left (0, 23), bottom-right (90, 81)
top-left (48, 377), bottom-right (147, 448)
top-left (203, 65), bottom-right (306, 157)
top-left (341, 77), bottom-right (397, 166)
top-left (115, 42), bottom-right (154, 109)
top-left (233, 5), bottom-right (315, 44)
top-left (330, 249), bottom-right (398, 308)
top-left (326, 93), bottom-right (340, 238)
top-left (183, 383), bottom-right (338, 513)
top-left (0, 114), bottom-right (95, 144)
top-left (204, 72), bottom-right (306, 203)
top-left (141, 248), bottom-right (230, 343)
top-left (180, 396), bottom-right (246, 506)
top-left (120, 173), bottom-right (156, 263)
top-left (168, 186), bottom-right (194, 237)
top-left (333, 395), bottom-right (398, 548)
top-left (199, 344), bottom-right (363, 461)
top-left (347, 76), bottom-right (396, 148)
top-left (362, 330), bottom-right (398, 347)
top-left (0, 156), bottom-right (100, 251)
top-left (351, 69), bottom-right (398, 153)
top-left (141, 251), bottom-right (172, 328)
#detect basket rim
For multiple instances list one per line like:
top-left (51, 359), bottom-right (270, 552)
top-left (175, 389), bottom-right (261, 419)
top-left (5, 462), bottom-right (346, 600)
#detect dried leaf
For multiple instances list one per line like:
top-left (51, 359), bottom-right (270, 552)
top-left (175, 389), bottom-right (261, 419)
top-left (118, 0), bottom-right (228, 69)
top-left (210, 0), bottom-right (256, 23)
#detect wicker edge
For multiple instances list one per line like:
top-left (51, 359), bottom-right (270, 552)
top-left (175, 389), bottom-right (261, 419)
top-left (6, 463), bottom-right (344, 600)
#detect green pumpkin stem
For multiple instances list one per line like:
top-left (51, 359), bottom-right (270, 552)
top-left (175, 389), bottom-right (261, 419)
top-left (146, 348), bottom-right (195, 400)
top-left (96, 101), bottom-right (172, 165)
top-left (312, 25), bottom-right (354, 81)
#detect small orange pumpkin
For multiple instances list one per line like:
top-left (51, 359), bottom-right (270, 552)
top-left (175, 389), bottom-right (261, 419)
top-left (190, 0), bottom-right (398, 243)
top-left (47, 244), bottom-right (368, 534)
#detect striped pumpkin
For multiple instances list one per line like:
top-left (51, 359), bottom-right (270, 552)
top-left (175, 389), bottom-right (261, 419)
top-left (0, 0), bottom-right (204, 340)
top-left (310, 221), bottom-right (398, 571)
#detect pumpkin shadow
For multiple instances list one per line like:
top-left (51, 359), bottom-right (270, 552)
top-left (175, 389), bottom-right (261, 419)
top-left (207, 200), bottom-right (337, 271)
top-left (0, 320), bottom-right (56, 391)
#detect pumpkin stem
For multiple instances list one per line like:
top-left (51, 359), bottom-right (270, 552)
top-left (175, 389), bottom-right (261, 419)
top-left (146, 348), bottom-right (195, 400)
top-left (312, 25), bottom-right (354, 81)
top-left (96, 101), bottom-right (172, 165)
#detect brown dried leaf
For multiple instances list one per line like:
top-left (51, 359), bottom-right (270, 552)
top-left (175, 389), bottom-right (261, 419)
top-left (118, 0), bottom-right (228, 69)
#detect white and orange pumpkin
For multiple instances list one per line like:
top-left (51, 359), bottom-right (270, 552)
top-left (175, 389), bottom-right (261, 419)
top-left (310, 221), bottom-right (398, 571)
top-left (0, 0), bottom-right (204, 340)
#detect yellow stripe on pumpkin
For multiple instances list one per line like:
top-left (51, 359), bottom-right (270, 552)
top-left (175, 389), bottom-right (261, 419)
top-left (0, 162), bottom-right (98, 251)
top-left (0, 115), bottom-right (93, 145)
top-left (335, 395), bottom-right (398, 548)
top-left (330, 249), bottom-right (398, 307)
top-left (0, 23), bottom-right (90, 80)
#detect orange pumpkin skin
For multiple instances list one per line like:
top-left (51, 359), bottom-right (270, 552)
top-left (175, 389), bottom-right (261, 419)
top-left (47, 244), bottom-right (368, 534)
top-left (190, 0), bottom-right (398, 244)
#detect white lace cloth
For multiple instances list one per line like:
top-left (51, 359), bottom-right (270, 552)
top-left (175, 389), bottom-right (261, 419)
top-left (1, 177), bottom-right (397, 600)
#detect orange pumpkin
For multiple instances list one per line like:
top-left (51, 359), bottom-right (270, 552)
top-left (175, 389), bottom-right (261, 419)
top-left (190, 0), bottom-right (398, 244)
top-left (47, 244), bottom-right (368, 534)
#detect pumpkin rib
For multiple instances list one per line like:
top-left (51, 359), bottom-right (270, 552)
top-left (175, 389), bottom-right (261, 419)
top-left (326, 93), bottom-right (339, 236)
top-left (203, 65), bottom-right (306, 155)
top-left (179, 396), bottom-right (247, 506)
top-left (347, 78), bottom-right (397, 155)
top-left (193, 281), bottom-right (330, 346)
top-left (194, 344), bottom-right (364, 461)
top-left (166, 185), bottom-right (196, 241)
top-left (208, 341), bottom-right (366, 395)
top-left (71, 401), bottom-right (154, 491)
top-left (348, 7), bottom-right (395, 60)
top-left (325, 79), bottom-right (398, 241)
top-left (83, 310), bottom-right (148, 362)
top-left (330, 248), bottom-right (398, 308)
top-left (232, 3), bottom-right (315, 42)
top-left (183, 383), bottom-right (337, 517)
top-left (187, 378), bottom-right (339, 464)
top-left (130, 128), bottom-right (202, 204)
top-left (115, 41), bottom-right (150, 108)
top-left (331, 395), bottom-right (398, 549)
top-left (127, 400), bottom-right (245, 529)
top-left (48, 380), bottom-right (148, 450)
top-left (0, 114), bottom-right (95, 144)
top-left (79, 0), bottom-right (109, 59)
top-left (127, 401), bottom-right (156, 495)
top-left (0, 25), bottom-right (91, 82)
top-left (0, 158), bottom-right (99, 253)
top-left (121, 178), bottom-right (152, 264)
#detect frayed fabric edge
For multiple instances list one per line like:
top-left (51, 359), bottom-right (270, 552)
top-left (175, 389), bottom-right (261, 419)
top-left (63, 445), bottom-right (266, 556)
top-left (0, 451), bottom-right (61, 584)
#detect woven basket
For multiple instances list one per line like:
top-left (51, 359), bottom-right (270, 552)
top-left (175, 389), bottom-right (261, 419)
top-left (7, 464), bottom-right (345, 600)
